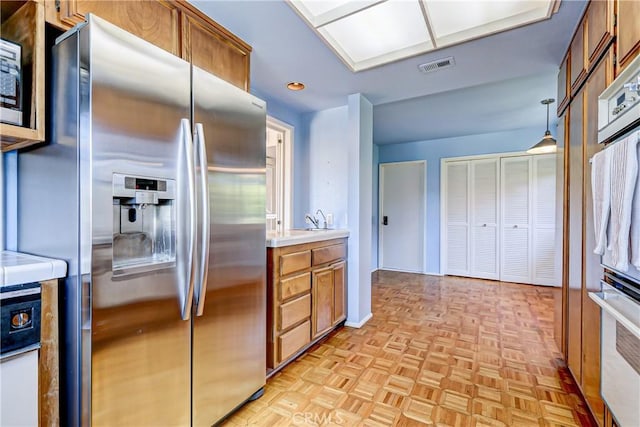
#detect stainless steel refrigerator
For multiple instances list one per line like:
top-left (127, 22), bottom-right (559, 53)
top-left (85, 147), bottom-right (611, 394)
top-left (17, 15), bottom-right (266, 426)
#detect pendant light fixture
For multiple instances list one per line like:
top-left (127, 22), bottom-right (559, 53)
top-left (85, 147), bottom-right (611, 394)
top-left (527, 98), bottom-right (557, 154)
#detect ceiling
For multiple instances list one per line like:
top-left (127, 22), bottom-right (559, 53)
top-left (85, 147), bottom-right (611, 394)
top-left (190, 0), bottom-right (587, 144)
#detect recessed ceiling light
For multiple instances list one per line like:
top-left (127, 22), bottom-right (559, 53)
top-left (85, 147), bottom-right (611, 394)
top-left (287, 81), bottom-right (306, 91)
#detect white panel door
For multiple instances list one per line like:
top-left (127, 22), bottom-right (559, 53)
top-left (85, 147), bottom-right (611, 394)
top-left (379, 161), bottom-right (426, 273)
top-left (501, 157), bottom-right (531, 283)
top-left (470, 159), bottom-right (499, 280)
top-left (532, 154), bottom-right (558, 285)
top-left (445, 161), bottom-right (470, 276)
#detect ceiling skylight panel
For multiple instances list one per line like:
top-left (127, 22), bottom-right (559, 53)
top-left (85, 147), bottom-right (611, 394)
top-left (286, 0), bottom-right (558, 72)
top-left (318, 0), bottom-right (432, 68)
top-left (289, 0), bottom-right (384, 27)
top-left (424, 0), bottom-right (553, 46)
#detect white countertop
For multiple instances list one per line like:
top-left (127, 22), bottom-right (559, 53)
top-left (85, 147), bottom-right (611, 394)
top-left (0, 251), bottom-right (67, 287)
top-left (266, 229), bottom-right (349, 248)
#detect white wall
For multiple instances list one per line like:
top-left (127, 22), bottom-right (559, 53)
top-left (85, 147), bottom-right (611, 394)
top-left (305, 106), bottom-right (349, 227)
top-left (345, 94), bottom-right (373, 327)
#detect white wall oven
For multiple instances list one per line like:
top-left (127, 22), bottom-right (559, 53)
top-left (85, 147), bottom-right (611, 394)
top-left (589, 53), bottom-right (640, 427)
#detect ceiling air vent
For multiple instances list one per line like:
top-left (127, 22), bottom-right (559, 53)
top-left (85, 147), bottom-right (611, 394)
top-left (418, 56), bottom-right (455, 74)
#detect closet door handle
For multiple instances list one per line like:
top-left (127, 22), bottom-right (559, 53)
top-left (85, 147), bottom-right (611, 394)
top-left (513, 225), bottom-right (518, 228)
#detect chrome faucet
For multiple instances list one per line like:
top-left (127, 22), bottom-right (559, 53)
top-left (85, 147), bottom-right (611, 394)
top-left (305, 213), bottom-right (320, 229)
top-left (316, 209), bottom-right (327, 229)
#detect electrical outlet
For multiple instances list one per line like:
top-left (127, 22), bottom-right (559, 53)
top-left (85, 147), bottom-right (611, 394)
top-left (326, 213), bottom-right (334, 226)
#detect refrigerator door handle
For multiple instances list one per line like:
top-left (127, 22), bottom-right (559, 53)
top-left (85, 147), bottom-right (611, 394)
top-left (182, 118), bottom-right (197, 321)
top-left (195, 123), bottom-right (210, 317)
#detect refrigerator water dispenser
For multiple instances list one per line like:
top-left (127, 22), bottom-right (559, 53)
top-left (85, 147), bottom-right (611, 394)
top-left (112, 173), bottom-right (176, 276)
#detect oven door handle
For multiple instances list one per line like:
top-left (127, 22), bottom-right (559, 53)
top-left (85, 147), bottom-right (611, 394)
top-left (589, 285), bottom-right (640, 340)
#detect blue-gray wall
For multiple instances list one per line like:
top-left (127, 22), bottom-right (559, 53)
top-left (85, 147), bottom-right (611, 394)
top-left (376, 126), bottom-right (546, 274)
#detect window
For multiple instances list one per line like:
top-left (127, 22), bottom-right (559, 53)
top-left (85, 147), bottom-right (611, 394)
top-left (266, 117), bottom-right (293, 233)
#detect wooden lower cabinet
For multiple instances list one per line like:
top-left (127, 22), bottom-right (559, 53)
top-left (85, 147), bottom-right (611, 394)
top-left (312, 267), bottom-right (334, 338)
top-left (566, 86), bottom-right (584, 385)
top-left (333, 261), bottom-right (346, 323)
top-left (559, 46), bottom-right (614, 426)
top-left (267, 238), bottom-right (347, 373)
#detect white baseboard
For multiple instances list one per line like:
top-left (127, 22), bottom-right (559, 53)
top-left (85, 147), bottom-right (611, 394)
top-left (345, 312), bottom-right (373, 328)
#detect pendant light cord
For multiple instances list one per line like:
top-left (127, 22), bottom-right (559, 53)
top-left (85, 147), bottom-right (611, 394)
top-left (546, 102), bottom-right (550, 133)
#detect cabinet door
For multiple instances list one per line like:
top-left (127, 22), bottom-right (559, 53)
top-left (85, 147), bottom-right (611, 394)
top-left (532, 154), bottom-right (557, 286)
top-left (616, 0), bottom-right (640, 72)
top-left (570, 20), bottom-right (587, 93)
top-left (181, 10), bottom-right (250, 91)
top-left (332, 261), bottom-right (346, 325)
top-left (567, 88), bottom-right (585, 385)
top-left (586, 0), bottom-right (614, 65)
top-left (557, 53), bottom-right (570, 116)
top-left (312, 267), bottom-right (334, 338)
top-left (555, 112), bottom-right (569, 357)
top-left (581, 48), bottom-right (613, 425)
top-left (470, 159), bottom-right (499, 280)
top-left (56, 0), bottom-right (181, 55)
top-left (445, 161), bottom-right (470, 276)
top-left (500, 157), bottom-right (531, 284)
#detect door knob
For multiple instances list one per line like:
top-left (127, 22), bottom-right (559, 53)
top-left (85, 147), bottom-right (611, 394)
top-left (513, 225), bottom-right (518, 228)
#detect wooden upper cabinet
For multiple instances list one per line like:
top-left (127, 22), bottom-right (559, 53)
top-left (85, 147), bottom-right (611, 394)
top-left (616, 0), bottom-right (640, 73)
top-left (586, 0), bottom-right (614, 67)
top-left (557, 53), bottom-right (570, 116)
top-left (47, 0), bottom-right (251, 91)
top-left (55, 0), bottom-right (182, 55)
top-left (181, 8), bottom-right (250, 91)
top-left (570, 20), bottom-right (587, 94)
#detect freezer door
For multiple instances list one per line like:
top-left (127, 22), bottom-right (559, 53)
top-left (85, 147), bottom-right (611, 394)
top-left (192, 66), bottom-right (267, 426)
top-left (83, 16), bottom-right (193, 426)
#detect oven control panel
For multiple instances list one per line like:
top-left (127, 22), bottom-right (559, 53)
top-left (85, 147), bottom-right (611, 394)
top-left (598, 54), bottom-right (640, 143)
top-left (608, 76), bottom-right (640, 119)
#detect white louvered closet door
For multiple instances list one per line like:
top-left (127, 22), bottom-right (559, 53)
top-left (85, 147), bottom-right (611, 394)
top-left (532, 154), bottom-right (558, 285)
top-left (445, 161), bottom-right (470, 276)
top-left (500, 157), bottom-right (532, 283)
top-left (470, 159), bottom-right (499, 279)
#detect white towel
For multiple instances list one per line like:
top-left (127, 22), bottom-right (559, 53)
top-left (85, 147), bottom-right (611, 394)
top-left (592, 148), bottom-right (611, 255)
top-left (608, 134), bottom-right (639, 271)
top-left (627, 131), bottom-right (640, 268)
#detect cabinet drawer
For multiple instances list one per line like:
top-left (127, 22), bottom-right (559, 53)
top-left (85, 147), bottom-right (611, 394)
top-left (280, 250), bottom-right (311, 276)
top-left (278, 320), bottom-right (310, 363)
top-left (279, 272), bottom-right (311, 301)
top-left (279, 294), bottom-right (311, 331)
top-left (312, 244), bottom-right (346, 266)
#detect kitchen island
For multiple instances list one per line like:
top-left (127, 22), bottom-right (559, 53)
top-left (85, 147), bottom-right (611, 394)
top-left (266, 229), bottom-right (349, 375)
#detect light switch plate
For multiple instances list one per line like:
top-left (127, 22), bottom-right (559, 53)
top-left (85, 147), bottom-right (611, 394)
top-left (326, 213), bottom-right (333, 226)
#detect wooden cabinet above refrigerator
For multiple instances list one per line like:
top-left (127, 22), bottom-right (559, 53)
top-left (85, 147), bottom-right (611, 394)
top-left (45, 0), bottom-right (251, 91)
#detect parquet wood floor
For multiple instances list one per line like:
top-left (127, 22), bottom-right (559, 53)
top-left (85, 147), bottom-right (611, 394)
top-left (222, 271), bottom-right (594, 426)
